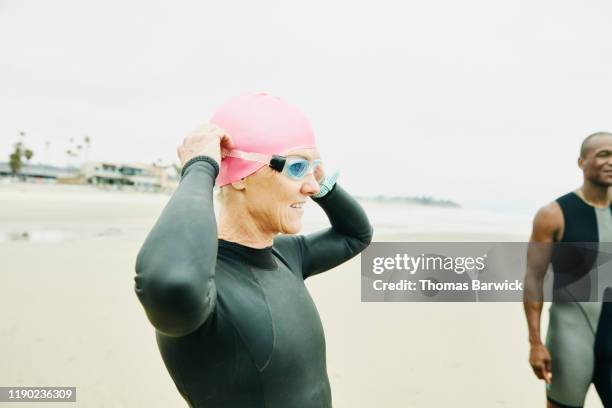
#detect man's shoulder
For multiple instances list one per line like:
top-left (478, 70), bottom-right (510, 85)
top-left (531, 201), bottom-right (564, 241)
top-left (534, 191), bottom-right (578, 223)
top-left (535, 201), bottom-right (563, 223)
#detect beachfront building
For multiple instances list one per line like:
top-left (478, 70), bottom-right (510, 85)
top-left (0, 161), bottom-right (179, 191)
top-left (81, 161), bottom-right (179, 191)
top-left (81, 162), bottom-right (123, 185)
top-left (0, 162), bottom-right (79, 183)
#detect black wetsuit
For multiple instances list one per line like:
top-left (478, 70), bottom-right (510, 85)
top-left (134, 159), bottom-right (372, 407)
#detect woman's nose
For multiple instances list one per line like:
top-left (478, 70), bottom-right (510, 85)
top-left (301, 173), bottom-right (320, 196)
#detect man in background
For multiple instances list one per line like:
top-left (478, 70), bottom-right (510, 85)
top-left (524, 132), bottom-right (612, 408)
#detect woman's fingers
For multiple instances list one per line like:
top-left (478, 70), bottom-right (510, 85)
top-left (177, 122), bottom-right (230, 166)
top-left (220, 133), bottom-right (235, 151)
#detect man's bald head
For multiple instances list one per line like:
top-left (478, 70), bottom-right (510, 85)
top-left (578, 131), bottom-right (612, 187)
top-left (581, 132), bottom-right (612, 158)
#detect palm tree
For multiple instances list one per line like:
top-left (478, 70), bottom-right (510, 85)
top-left (66, 135), bottom-right (92, 166)
top-left (9, 149), bottom-right (22, 176)
top-left (8, 132), bottom-right (34, 178)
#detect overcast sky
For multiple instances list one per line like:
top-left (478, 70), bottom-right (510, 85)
top-left (1, 0), bottom-right (611, 214)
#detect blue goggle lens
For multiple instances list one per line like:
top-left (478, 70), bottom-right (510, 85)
top-left (284, 158), bottom-right (321, 180)
top-left (287, 161), bottom-right (309, 178)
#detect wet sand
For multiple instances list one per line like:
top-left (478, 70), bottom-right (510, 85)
top-left (0, 183), bottom-right (602, 407)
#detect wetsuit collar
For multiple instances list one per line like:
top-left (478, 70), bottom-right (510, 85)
top-left (218, 239), bottom-right (277, 270)
top-left (573, 190), bottom-right (612, 209)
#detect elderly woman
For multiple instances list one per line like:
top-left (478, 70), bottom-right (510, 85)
top-left (134, 93), bottom-right (372, 408)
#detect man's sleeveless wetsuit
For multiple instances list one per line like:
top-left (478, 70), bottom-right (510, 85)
top-left (547, 192), bottom-right (612, 408)
top-left (134, 159), bottom-right (373, 407)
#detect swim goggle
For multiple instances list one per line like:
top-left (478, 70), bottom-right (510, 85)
top-left (222, 149), bottom-right (321, 181)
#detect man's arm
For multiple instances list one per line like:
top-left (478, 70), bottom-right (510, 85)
top-left (523, 202), bottom-right (563, 384)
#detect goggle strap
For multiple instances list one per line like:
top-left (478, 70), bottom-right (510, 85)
top-left (222, 149), bottom-right (270, 164)
top-left (223, 149), bottom-right (318, 177)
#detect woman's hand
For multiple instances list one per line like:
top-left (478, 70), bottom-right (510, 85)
top-left (177, 123), bottom-right (234, 166)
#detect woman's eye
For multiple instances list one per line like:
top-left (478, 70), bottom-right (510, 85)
top-left (289, 161), bottom-right (307, 174)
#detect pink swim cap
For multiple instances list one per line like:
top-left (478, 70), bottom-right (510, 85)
top-left (211, 92), bottom-right (316, 187)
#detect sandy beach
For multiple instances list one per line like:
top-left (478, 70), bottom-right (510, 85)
top-left (0, 182), bottom-right (602, 407)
